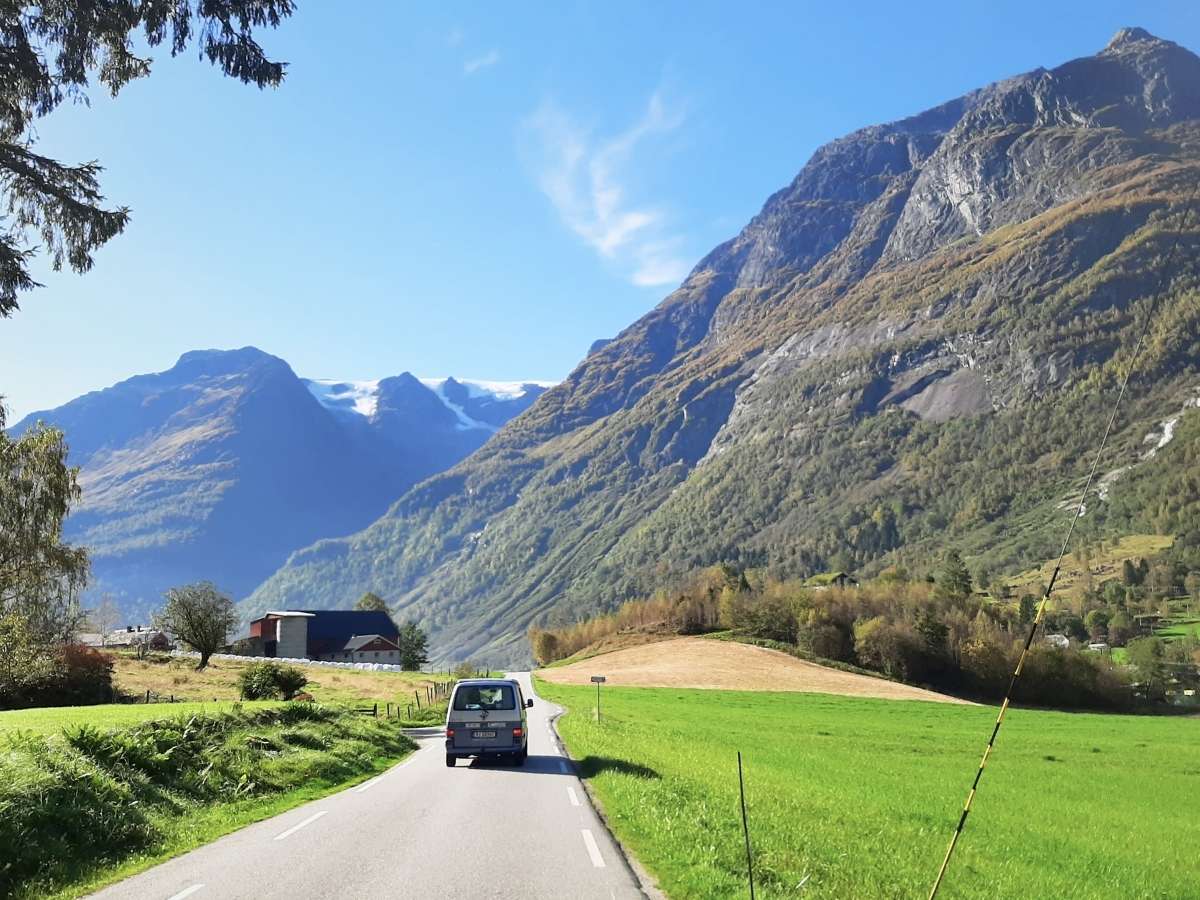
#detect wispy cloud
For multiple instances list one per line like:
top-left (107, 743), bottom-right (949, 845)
top-left (523, 91), bottom-right (691, 288)
top-left (464, 49), bottom-right (501, 76)
top-left (447, 28), bottom-right (464, 48)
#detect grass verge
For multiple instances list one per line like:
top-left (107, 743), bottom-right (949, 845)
top-left (0, 701), bottom-right (283, 736)
top-left (538, 678), bottom-right (1200, 899)
top-left (0, 703), bottom-right (416, 899)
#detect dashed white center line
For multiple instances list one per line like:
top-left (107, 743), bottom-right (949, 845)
top-left (165, 886), bottom-right (204, 900)
top-left (567, 786), bottom-right (581, 807)
top-left (273, 810), bottom-right (327, 841)
top-left (581, 829), bottom-right (606, 868)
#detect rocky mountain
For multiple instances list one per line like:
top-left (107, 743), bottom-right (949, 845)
top-left (247, 28), bottom-right (1200, 664)
top-left (10, 349), bottom-right (550, 619)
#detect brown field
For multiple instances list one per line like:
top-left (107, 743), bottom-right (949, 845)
top-left (111, 652), bottom-right (451, 706)
top-left (538, 636), bottom-right (971, 704)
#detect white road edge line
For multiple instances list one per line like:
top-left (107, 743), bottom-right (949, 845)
top-left (165, 886), bottom-right (204, 900)
top-left (567, 786), bottom-right (581, 807)
top-left (354, 777), bottom-right (382, 793)
top-left (581, 829), bottom-right (606, 868)
top-left (273, 810), bottom-right (327, 841)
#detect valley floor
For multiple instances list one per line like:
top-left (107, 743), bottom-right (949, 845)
top-left (539, 678), bottom-right (1200, 899)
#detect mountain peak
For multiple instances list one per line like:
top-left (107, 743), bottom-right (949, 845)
top-left (1105, 27), bottom-right (1158, 52)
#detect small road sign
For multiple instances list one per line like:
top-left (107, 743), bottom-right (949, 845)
top-left (591, 676), bottom-right (606, 722)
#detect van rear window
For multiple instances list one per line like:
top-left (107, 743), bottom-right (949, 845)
top-left (453, 685), bottom-right (516, 711)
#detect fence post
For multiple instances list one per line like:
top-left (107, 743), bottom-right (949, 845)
top-left (738, 751), bottom-right (756, 900)
top-left (414, 690), bottom-right (421, 710)
top-left (373, 703), bottom-right (378, 718)
top-left (145, 689), bottom-right (150, 704)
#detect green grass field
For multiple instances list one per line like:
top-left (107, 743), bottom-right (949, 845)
top-left (1, 704), bottom-right (415, 899)
top-left (1156, 617), bottom-right (1200, 640)
top-left (538, 680), bottom-right (1200, 899)
top-left (0, 700), bottom-right (282, 735)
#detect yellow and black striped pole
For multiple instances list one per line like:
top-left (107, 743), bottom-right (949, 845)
top-left (926, 200), bottom-right (1194, 900)
top-left (927, 577), bottom-right (1054, 900)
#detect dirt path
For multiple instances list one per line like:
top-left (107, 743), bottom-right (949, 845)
top-left (538, 637), bottom-right (972, 704)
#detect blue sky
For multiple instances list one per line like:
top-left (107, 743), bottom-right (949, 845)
top-left (3, 2), bottom-right (1198, 421)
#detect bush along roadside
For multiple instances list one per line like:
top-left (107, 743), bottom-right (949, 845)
top-left (0, 703), bottom-right (415, 898)
top-left (238, 661), bottom-right (309, 700)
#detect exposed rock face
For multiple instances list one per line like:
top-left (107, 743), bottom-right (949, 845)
top-left (247, 29), bottom-right (1200, 664)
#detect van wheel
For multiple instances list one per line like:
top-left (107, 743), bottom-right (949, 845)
top-left (514, 749), bottom-right (527, 767)
top-left (445, 755), bottom-right (455, 768)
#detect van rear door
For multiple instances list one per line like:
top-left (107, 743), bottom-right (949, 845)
top-left (448, 684), bottom-right (522, 752)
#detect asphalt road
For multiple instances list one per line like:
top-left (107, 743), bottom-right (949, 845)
top-left (88, 673), bottom-right (646, 900)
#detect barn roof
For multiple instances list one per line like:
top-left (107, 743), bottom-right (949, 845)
top-left (286, 609), bottom-right (399, 640)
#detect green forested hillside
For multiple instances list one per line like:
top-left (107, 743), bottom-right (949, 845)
top-left (246, 30), bottom-right (1200, 664)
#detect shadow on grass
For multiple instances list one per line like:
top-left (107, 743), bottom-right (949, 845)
top-left (575, 756), bottom-right (660, 780)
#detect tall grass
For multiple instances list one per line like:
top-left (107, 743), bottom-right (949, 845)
top-left (0, 704), bottom-right (415, 898)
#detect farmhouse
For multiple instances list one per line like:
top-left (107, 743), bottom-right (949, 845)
top-left (244, 610), bottom-right (401, 662)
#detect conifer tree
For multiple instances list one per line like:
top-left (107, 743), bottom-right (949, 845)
top-left (0, 1), bottom-right (294, 316)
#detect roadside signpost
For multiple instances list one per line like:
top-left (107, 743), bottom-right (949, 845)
top-left (590, 675), bottom-right (606, 722)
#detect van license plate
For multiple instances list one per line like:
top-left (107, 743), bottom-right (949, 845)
top-left (473, 731), bottom-right (496, 739)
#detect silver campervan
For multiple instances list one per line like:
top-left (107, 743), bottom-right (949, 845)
top-left (445, 678), bottom-right (532, 767)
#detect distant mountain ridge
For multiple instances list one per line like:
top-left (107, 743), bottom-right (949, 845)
top-left (244, 28), bottom-right (1200, 666)
top-left (10, 348), bottom-right (552, 619)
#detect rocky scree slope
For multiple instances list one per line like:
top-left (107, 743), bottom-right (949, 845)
top-left (246, 29), bottom-right (1200, 664)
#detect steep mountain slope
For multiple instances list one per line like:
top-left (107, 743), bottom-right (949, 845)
top-left (11, 350), bottom-right (550, 619)
top-left (246, 29), bottom-right (1200, 664)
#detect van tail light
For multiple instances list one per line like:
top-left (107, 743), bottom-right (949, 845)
top-left (512, 727), bottom-right (523, 739)
top-left (446, 727), bottom-right (455, 739)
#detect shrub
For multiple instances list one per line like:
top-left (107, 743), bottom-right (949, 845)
top-left (452, 660), bottom-right (481, 679)
top-left (1019, 646), bottom-right (1132, 709)
top-left (530, 631), bottom-right (561, 665)
top-left (853, 617), bottom-right (925, 680)
top-left (0, 630), bottom-right (114, 709)
top-left (238, 662), bottom-right (308, 700)
top-left (804, 621), bottom-right (854, 662)
top-left (273, 665), bottom-right (309, 700)
top-left (51, 645), bottom-right (116, 705)
top-left (743, 594), bottom-right (799, 644)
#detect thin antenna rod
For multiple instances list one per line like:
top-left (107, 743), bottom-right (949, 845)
top-left (738, 751), bottom-right (756, 900)
top-left (927, 201), bottom-right (1195, 900)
